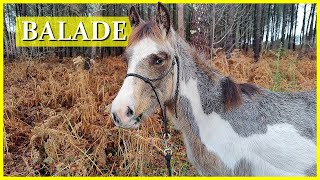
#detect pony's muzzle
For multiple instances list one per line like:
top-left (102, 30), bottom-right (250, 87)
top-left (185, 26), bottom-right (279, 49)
top-left (111, 103), bottom-right (137, 128)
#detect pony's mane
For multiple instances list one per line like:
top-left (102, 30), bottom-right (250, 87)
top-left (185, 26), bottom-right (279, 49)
top-left (128, 21), bottom-right (163, 46)
top-left (190, 47), bottom-right (260, 111)
top-left (222, 78), bottom-right (261, 111)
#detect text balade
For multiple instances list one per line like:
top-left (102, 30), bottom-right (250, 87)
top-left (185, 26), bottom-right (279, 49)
top-left (16, 17), bottom-right (132, 47)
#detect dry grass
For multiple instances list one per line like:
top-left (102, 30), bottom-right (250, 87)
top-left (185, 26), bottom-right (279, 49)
top-left (4, 50), bottom-right (316, 176)
top-left (212, 49), bottom-right (316, 91)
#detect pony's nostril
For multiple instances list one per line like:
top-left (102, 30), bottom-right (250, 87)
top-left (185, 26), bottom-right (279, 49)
top-left (126, 106), bottom-right (134, 117)
top-left (137, 113), bottom-right (143, 123)
top-left (112, 113), bottom-right (120, 124)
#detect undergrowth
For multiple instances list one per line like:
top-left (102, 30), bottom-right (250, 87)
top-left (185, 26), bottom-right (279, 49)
top-left (4, 50), bottom-right (316, 176)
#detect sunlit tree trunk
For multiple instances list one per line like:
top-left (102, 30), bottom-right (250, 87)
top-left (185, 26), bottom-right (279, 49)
top-left (253, 4), bottom-right (262, 62)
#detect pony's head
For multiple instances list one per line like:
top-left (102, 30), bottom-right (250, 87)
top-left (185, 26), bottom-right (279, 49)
top-left (111, 3), bottom-right (178, 128)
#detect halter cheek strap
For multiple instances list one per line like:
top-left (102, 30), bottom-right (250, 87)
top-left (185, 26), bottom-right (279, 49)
top-left (125, 55), bottom-right (180, 176)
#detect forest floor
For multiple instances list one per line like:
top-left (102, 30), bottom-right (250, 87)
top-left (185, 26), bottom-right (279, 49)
top-left (4, 49), bottom-right (316, 176)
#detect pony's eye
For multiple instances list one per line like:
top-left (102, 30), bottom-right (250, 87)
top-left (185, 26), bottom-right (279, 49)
top-left (155, 58), bottom-right (164, 65)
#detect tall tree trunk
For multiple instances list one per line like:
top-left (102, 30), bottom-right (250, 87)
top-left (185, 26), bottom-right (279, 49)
top-left (253, 4), bottom-right (262, 62)
top-left (5, 5), bottom-right (15, 60)
top-left (90, 4), bottom-right (102, 67)
top-left (4, 16), bottom-right (11, 60)
top-left (281, 5), bottom-right (286, 48)
top-left (101, 4), bottom-right (110, 58)
top-left (111, 5), bottom-right (117, 56)
top-left (300, 4), bottom-right (307, 46)
top-left (225, 5), bottom-right (236, 59)
top-left (239, 5), bottom-right (243, 50)
top-left (140, 4), bottom-right (144, 20)
top-left (275, 4), bottom-right (281, 48)
top-left (307, 4), bottom-right (315, 44)
top-left (210, 4), bottom-right (216, 58)
top-left (177, 4), bottom-right (185, 38)
top-left (288, 4), bottom-right (294, 49)
top-left (305, 4), bottom-right (313, 42)
top-left (20, 4), bottom-right (28, 59)
top-left (244, 5), bottom-right (252, 53)
top-left (147, 4), bottom-right (152, 20)
top-left (172, 4), bottom-right (178, 30)
top-left (260, 5), bottom-right (265, 48)
top-left (312, 18), bottom-right (316, 45)
top-left (270, 4), bottom-right (276, 49)
top-left (292, 4), bottom-right (298, 50)
top-left (235, 14), bottom-right (240, 49)
top-left (21, 4), bottom-right (27, 16)
top-left (245, 23), bottom-right (249, 52)
top-left (185, 5), bottom-right (192, 42)
top-left (265, 4), bottom-right (271, 50)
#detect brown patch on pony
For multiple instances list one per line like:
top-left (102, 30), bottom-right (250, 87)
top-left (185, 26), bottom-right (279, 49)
top-left (222, 77), bottom-right (242, 111)
top-left (222, 77), bottom-right (260, 111)
top-left (239, 83), bottom-right (261, 98)
top-left (128, 21), bottom-right (163, 47)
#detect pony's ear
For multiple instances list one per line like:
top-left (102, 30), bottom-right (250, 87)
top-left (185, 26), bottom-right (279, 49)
top-left (129, 6), bottom-right (142, 28)
top-left (155, 2), bottom-right (171, 35)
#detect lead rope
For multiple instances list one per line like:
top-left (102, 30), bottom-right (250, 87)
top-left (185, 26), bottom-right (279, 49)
top-left (163, 55), bottom-right (180, 176)
top-left (125, 56), bottom-right (179, 176)
top-left (174, 55), bottom-right (180, 118)
top-left (163, 105), bottom-right (172, 176)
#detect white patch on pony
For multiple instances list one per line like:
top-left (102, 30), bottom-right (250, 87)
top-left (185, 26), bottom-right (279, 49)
top-left (180, 78), bottom-right (316, 176)
top-left (111, 76), bottom-right (135, 124)
top-left (111, 38), bottom-right (163, 127)
top-left (128, 38), bottom-right (160, 73)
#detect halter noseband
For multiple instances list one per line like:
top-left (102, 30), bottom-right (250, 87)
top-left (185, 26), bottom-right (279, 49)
top-left (125, 55), bottom-right (180, 176)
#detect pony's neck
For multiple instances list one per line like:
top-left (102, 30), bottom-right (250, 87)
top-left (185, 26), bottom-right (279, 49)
top-left (167, 31), bottom-right (225, 133)
top-left (166, 33), bottom-right (231, 174)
